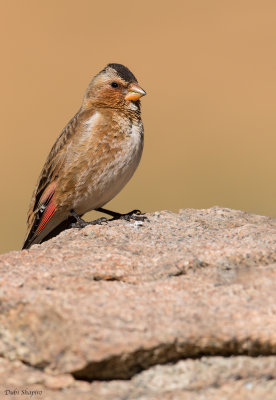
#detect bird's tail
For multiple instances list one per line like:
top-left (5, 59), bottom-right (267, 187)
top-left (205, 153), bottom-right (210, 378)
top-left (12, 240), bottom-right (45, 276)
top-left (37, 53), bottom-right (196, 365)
top-left (22, 215), bottom-right (75, 250)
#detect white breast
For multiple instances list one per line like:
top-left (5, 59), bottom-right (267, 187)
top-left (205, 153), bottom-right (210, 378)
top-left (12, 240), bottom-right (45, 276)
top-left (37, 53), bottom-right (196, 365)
top-left (84, 112), bottom-right (100, 136)
top-left (74, 116), bottom-right (144, 215)
top-left (130, 120), bottom-right (143, 152)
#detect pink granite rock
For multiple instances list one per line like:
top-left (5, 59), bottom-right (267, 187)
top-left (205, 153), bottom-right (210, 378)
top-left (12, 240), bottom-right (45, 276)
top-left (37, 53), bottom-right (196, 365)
top-left (0, 207), bottom-right (276, 399)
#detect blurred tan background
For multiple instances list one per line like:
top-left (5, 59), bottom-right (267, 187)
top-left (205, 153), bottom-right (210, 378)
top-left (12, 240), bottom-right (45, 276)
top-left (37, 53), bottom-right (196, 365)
top-left (0, 0), bottom-right (275, 254)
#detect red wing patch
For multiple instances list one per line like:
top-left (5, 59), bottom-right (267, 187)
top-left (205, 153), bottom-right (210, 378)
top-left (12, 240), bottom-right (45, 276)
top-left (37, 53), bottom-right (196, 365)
top-left (38, 181), bottom-right (57, 208)
top-left (36, 198), bottom-right (57, 234)
top-left (22, 181), bottom-right (60, 250)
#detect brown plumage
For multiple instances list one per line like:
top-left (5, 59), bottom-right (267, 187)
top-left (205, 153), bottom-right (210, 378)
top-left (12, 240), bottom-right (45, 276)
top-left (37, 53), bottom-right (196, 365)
top-left (22, 64), bottom-right (146, 249)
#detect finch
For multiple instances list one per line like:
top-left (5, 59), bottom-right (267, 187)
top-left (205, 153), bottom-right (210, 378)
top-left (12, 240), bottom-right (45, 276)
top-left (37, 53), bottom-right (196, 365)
top-left (22, 63), bottom-right (146, 249)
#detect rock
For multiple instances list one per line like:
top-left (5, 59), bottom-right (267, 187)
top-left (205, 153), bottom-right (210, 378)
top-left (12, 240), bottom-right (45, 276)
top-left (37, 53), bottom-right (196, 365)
top-left (0, 207), bottom-right (276, 399)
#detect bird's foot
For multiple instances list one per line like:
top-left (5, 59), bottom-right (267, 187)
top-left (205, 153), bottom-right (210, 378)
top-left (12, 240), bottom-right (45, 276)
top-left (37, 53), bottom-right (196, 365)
top-left (70, 210), bottom-right (108, 229)
top-left (111, 209), bottom-right (148, 222)
top-left (70, 217), bottom-right (108, 229)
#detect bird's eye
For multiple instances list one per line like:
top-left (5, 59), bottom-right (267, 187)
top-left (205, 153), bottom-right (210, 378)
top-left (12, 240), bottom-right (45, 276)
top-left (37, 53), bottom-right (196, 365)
top-left (110, 82), bottom-right (119, 88)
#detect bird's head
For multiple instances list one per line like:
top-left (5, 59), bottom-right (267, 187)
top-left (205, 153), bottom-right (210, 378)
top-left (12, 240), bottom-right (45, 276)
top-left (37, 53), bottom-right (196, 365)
top-left (83, 63), bottom-right (146, 112)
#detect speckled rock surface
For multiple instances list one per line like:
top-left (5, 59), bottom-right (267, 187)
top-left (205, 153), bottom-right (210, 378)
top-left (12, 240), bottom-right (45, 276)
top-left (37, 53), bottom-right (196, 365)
top-left (0, 207), bottom-right (276, 399)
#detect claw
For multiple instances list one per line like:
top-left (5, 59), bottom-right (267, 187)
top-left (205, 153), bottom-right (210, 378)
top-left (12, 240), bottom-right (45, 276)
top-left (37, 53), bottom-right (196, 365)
top-left (70, 210), bottom-right (108, 229)
top-left (130, 209), bottom-right (142, 215)
top-left (89, 217), bottom-right (108, 225)
top-left (111, 209), bottom-right (148, 222)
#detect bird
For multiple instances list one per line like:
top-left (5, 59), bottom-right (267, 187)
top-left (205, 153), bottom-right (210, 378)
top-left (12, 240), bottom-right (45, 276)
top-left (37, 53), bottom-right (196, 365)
top-left (22, 63), bottom-right (146, 250)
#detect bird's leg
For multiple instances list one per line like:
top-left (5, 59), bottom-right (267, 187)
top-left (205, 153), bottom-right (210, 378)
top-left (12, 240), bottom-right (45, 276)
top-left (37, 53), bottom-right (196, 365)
top-left (96, 207), bottom-right (147, 222)
top-left (70, 210), bottom-right (108, 228)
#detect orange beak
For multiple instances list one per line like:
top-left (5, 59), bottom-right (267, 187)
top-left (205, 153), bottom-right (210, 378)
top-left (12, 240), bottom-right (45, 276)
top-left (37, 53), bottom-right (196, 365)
top-left (125, 83), bottom-right (146, 101)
